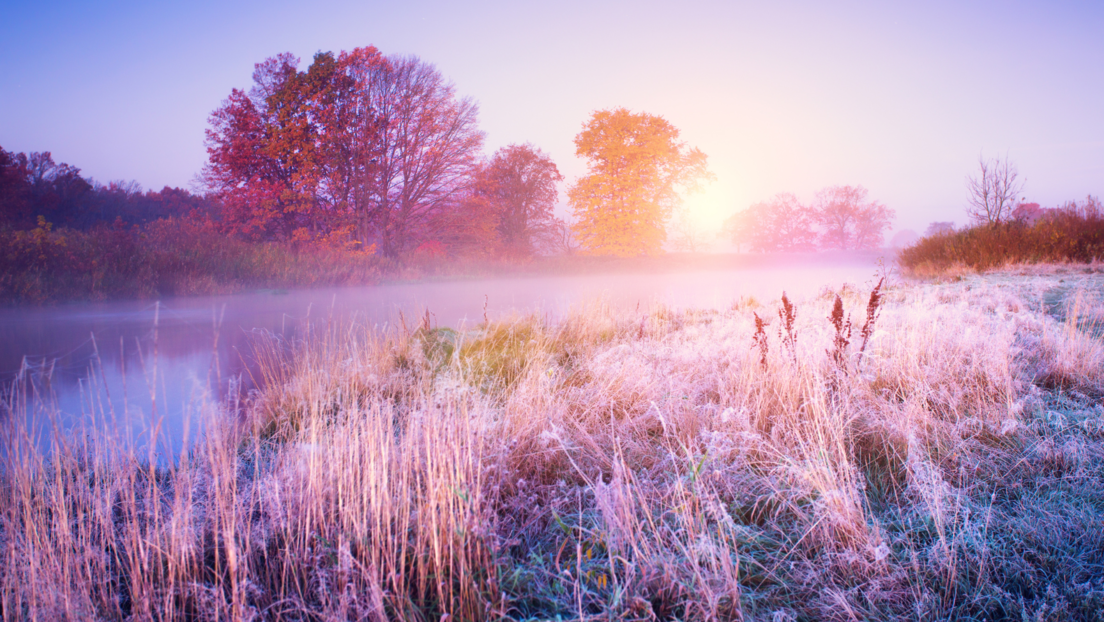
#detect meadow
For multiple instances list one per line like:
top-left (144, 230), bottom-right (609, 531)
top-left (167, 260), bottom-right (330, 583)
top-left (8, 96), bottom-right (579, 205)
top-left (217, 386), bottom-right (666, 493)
top-left (2, 265), bottom-right (1104, 620)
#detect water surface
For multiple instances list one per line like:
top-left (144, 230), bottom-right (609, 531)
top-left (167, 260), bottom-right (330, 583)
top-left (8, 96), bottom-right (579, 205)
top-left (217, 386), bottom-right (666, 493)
top-left (1, 254), bottom-right (888, 455)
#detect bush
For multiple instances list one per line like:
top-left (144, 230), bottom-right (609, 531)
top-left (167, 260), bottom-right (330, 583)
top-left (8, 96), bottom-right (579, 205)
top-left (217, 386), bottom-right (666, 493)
top-left (900, 205), bottom-right (1104, 274)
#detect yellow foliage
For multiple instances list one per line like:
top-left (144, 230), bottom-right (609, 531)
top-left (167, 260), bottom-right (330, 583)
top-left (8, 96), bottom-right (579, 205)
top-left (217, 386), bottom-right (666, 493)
top-left (568, 108), bottom-right (713, 256)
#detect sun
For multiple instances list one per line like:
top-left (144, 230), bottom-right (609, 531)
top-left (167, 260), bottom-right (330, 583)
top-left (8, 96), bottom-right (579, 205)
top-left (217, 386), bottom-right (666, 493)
top-left (678, 181), bottom-right (739, 237)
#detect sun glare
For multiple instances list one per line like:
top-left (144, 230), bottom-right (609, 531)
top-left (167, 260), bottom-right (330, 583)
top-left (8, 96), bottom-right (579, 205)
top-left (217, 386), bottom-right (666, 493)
top-left (681, 181), bottom-right (738, 235)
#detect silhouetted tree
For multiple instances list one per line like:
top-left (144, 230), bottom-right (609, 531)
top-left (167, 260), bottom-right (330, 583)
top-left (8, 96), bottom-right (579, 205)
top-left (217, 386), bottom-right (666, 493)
top-left (0, 147), bottom-right (32, 227)
top-left (814, 185), bottom-right (894, 250)
top-left (923, 221), bottom-right (955, 237)
top-left (726, 193), bottom-right (817, 252)
top-left (2, 145), bottom-right (213, 230)
top-left (966, 155), bottom-right (1023, 225)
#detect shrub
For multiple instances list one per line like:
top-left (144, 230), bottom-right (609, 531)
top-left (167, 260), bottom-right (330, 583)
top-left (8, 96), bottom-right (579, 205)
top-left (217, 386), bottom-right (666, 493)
top-left (899, 201), bottom-right (1104, 274)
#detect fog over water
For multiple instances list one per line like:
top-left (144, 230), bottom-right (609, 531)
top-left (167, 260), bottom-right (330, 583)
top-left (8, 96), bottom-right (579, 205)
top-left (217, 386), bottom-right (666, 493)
top-left (1, 253), bottom-right (887, 456)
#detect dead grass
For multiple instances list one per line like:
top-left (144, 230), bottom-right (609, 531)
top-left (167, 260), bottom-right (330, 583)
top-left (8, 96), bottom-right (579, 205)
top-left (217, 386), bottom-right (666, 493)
top-left (3, 268), bottom-right (1104, 620)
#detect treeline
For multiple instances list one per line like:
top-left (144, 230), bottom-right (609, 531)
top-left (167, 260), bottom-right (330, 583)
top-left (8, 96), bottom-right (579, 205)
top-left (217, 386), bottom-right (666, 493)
top-left (0, 46), bottom-right (578, 304)
top-left (899, 196), bottom-right (1104, 273)
top-left (0, 147), bottom-right (213, 231)
top-left (202, 47), bottom-right (568, 259)
top-left (0, 145), bottom-right (396, 304)
top-left (2, 42), bottom-right (904, 304)
top-left (722, 185), bottom-right (895, 252)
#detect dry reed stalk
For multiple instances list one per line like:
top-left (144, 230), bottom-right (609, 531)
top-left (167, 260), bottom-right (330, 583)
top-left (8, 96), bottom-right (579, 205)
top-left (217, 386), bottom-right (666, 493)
top-left (4, 269), bottom-right (1104, 620)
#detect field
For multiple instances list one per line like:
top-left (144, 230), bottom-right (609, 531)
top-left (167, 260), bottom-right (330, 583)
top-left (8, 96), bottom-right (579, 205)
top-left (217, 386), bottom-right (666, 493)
top-left (3, 265), bottom-right (1104, 620)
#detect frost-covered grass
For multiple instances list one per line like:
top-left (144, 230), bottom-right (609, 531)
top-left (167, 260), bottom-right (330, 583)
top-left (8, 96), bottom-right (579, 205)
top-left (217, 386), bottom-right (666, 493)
top-left (3, 266), bottom-right (1104, 620)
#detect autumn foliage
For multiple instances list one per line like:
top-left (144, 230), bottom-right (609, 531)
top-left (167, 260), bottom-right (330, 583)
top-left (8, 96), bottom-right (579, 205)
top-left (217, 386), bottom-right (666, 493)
top-left (473, 144), bottom-right (565, 257)
top-left (203, 48), bottom-right (484, 257)
top-left (899, 195), bottom-right (1104, 272)
top-left (0, 146), bottom-right (213, 231)
top-left (568, 108), bottom-right (713, 257)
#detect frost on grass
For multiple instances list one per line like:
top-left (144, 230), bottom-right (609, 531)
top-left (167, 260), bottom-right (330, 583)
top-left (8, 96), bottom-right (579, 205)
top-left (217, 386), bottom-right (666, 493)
top-left (4, 267), bottom-right (1104, 620)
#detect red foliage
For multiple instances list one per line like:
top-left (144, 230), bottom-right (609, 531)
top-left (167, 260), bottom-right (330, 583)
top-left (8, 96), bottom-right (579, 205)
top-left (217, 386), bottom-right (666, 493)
top-left (202, 47), bottom-right (484, 258)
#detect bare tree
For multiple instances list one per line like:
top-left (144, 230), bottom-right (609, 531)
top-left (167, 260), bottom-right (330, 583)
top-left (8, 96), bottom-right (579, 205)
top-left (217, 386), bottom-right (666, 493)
top-left (966, 155), bottom-right (1023, 225)
top-left (535, 217), bottom-right (579, 256)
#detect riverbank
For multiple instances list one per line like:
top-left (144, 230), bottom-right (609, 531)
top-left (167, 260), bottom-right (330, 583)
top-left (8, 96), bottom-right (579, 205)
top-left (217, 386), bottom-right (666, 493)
top-left (3, 266), bottom-right (1104, 620)
top-left (1, 217), bottom-right (897, 307)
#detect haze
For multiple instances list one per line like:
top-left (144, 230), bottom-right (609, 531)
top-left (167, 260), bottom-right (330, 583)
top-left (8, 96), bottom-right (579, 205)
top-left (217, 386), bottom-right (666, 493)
top-left (2, 0), bottom-right (1103, 239)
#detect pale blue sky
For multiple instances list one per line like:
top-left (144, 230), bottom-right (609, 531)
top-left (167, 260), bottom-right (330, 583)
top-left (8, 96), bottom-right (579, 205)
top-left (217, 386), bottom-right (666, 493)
top-left (2, 0), bottom-right (1103, 237)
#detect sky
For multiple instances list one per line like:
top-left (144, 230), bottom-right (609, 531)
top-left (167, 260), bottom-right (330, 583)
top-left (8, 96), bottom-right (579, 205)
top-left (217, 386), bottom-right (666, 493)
top-left (2, 0), bottom-right (1103, 243)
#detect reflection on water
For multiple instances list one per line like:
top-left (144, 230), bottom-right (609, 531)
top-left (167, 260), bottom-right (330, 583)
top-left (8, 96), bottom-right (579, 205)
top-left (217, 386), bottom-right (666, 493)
top-left (0, 253), bottom-right (890, 456)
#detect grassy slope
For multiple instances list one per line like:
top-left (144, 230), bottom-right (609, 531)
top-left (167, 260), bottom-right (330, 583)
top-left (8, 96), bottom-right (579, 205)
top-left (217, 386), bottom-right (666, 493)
top-left (3, 265), bottom-right (1104, 620)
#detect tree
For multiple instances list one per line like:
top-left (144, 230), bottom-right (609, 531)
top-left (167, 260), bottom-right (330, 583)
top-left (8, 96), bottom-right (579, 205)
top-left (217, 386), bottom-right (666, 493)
top-left (0, 147), bottom-right (32, 227)
top-left (202, 54), bottom-right (307, 241)
top-left (923, 221), bottom-right (955, 237)
top-left (725, 193), bottom-right (817, 252)
top-left (966, 155), bottom-right (1023, 225)
top-left (472, 143), bottom-right (563, 257)
top-left (363, 55), bottom-right (483, 257)
top-left (668, 210), bottom-right (714, 253)
top-left (2, 144), bottom-right (212, 231)
top-left (567, 108), bottom-right (713, 256)
top-left (814, 185), bottom-right (894, 250)
top-left (889, 229), bottom-right (920, 249)
top-left (203, 48), bottom-right (484, 256)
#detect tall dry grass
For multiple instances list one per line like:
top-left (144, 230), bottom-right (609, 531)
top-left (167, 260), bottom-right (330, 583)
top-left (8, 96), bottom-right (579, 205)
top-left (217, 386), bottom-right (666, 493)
top-left (3, 268), bottom-right (1104, 620)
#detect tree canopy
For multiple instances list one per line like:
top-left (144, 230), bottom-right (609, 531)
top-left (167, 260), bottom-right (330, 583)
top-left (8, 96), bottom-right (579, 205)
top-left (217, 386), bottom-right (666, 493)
top-left (567, 108), bottom-right (712, 257)
top-left (203, 48), bottom-right (484, 257)
top-left (725, 185), bottom-right (895, 251)
top-left (473, 144), bottom-right (564, 257)
top-left (814, 185), bottom-right (894, 250)
top-left (725, 193), bottom-right (817, 252)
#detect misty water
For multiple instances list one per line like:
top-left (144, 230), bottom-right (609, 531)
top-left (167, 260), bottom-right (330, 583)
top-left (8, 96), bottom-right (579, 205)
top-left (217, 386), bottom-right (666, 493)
top-left (1, 253), bottom-right (888, 457)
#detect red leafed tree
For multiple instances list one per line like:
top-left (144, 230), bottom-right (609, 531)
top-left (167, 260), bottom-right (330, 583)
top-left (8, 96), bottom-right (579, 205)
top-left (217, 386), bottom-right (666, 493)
top-left (474, 143), bottom-right (563, 257)
top-left (202, 48), bottom-right (483, 256)
top-left (203, 55), bottom-right (304, 241)
top-left (429, 190), bottom-right (499, 257)
top-left (813, 185), bottom-right (894, 250)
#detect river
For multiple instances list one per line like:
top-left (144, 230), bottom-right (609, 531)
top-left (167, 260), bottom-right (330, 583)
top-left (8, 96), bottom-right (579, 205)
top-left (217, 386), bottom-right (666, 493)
top-left (0, 253), bottom-right (890, 457)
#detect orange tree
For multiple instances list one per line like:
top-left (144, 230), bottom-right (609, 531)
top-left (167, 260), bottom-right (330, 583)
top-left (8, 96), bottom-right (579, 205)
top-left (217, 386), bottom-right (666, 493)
top-left (567, 108), bottom-right (712, 256)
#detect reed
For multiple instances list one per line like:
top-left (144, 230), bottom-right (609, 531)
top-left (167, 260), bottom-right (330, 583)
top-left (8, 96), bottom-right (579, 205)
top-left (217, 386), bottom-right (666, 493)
top-left (3, 268), bottom-right (1104, 620)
